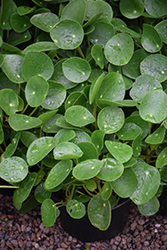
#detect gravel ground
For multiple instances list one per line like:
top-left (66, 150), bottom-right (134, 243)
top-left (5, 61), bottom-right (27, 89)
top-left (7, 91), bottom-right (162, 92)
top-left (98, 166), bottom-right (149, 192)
top-left (1, 193), bottom-right (167, 250)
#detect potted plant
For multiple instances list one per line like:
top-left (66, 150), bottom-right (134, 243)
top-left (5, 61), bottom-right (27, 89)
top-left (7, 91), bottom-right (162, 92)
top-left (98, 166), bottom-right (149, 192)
top-left (0, 0), bottom-right (167, 242)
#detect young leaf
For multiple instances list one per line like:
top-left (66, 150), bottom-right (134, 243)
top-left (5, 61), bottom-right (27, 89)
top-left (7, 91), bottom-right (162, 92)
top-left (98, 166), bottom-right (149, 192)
top-left (66, 200), bottom-right (86, 219)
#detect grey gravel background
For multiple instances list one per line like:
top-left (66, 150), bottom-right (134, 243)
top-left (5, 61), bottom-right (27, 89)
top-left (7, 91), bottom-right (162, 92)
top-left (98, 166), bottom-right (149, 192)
top-left (1, 193), bottom-right (167, 250)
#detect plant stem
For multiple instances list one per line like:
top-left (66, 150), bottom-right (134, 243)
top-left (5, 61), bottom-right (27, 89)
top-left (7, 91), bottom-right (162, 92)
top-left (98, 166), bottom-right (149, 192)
top-left (29, 107), bottom-right (38, 117)
top-left (83, 185), bottom-right (94, 197)
top-left (77, 46), bottom-right (85, 59)
top-left (69, 185), bottom-right (75, 200)
top-left (0, 146), bottom-right (4, 154)
top-left (0, 185), bottom-right (19, 189)
top-left (21, 103), bottom-right (29, 114)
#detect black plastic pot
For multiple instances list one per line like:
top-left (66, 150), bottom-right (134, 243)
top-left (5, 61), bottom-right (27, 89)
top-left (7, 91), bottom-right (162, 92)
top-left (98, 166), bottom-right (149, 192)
top-left (59, 198), bottom-right (130, 242)
top-left (158, 184), bottom-right (167, 216)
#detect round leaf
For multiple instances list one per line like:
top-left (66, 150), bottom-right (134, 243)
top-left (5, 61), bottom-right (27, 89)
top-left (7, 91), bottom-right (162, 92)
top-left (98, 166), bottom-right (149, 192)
top-left (10, 13), bottom-right (31, 33)
top-left (53, 141), bottom-right (83, 160)
top-left (4, 132), bottom-right (20, 158)
top-left (117, 122), bottom-right (142, 140)
top-left (87, 21), bottom-right (115, 48)
top-left (54, 129), bottom-right (75, 142)
top-left (42, 113), bottom-right (62, 133)
top-left (105, 141), bottom-right (133, 163)
top-left (30, 13), bottom-right (59, 32)
top-left (88, 193), bottom-right (111, 231)
top-left (44, 160), bottom-right (72, 190)
top-left (130, 74), bottom-right (162, 103)
top-left (91, 44), bottom-right (104, 69)
top-left (130, 162), bottom-right (160, 205)
top-left (50, 19), bottom-right (84, 50)
top-left (104, 33), bottom-right (134, 66)
top-left (144, 0), bottom-right (167, 18)
top-left (101, 182), bottom-right (112, 201)
top-left (140, 54), bottom-right (167, 83)
top-left (145, 126), bottom-right (165, 144)
top-left (41, 81), bottom-right (66, 110)
top-left (25, 75), bottom-right (49, 107)
top-left (138, 196), bottom-right (160, 216)
top-left (141, 24), bottom-right (162, 53)
top-left (27, 137), bottom-right (59, 166)
top-left (139, 90), bottom-right (167, 123)
top-left (22, 42), bottom-right (58, 54)
top-left (66, 200), bottom-right (86, 219)
top-left (73, 159), bottom-right (102, 180)
top-left (96, 72), bottom-right (125, 108)
top-left (62, 57), bottom-right (91, 83)
top-left (9, 114), bottom-right (42, 131)
top-left (120, 0), bottom-right (144, 19)
top-left (122, 49), bottom-right (149, 79)
top-left (41, 198), bottom-right (56, 227)
top-left (0, 156), bottom-right (28, 183)
top-left (156, 146), bottom-right (167, 169)
top-left (0, 89), bottom-right (19, 116)
top-left (97, 106), bottom-right (125, 134)
top-left (155, 20), bottom-right (167, 44)
top-left (97, 158), bottom-right (124, 181)
top-left (77, 142), bottom-right (98, 162)
top-left (65, 105), bottom-right (95, 127)
top-left (111, 168), bottom-right (138, 198)
top-left (2, 55), bottom-right (24, 84)
top-left (22, 51), bottom-right (54, 81)
top-left (21, 131), bottom-right (38, 148)
top-left (35, 183), bottom-right (51, 203)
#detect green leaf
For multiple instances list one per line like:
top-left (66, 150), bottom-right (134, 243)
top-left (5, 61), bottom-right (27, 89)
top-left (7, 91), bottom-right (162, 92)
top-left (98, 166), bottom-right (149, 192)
top-left (30, 13), bottom-right (59, 32)
top-left (14, 172), bottom-right (37, 203)
top-left (156, 147), bottom-right (167, 169)
top-left (71, 130), bottom-right (92, 144)
top-left (53, 141), bottom-right (83, 160)
top-left (7, 30), bottom-right (31, 46)
top-left (22, 42), bottom-right (58, 54)
top-left (105, 141), bottom-right (133, 163)
top-left (117, 122), bottom-right (143, 140)
top-left (50, 19), bottom-right (84, 50)
top-left (61, 0), bottom-right (86, 25)
top-left (130, 162), bottom-right (160, 205)
top-left (27, 137), bottom-right (59, 166)
top-left (0, 156), bottom-right (28, 183)
top-left (77, 142), bottom-right (98, 162)
top-left (20, 131), bottom-right (38, 147)
top-left (88, 193), bottom-right (111, 230)
top-left (62, 57), bottom-right (91, 83)
top-left (140, 54), bottom-right (167, 83)
top-left (145, 126), bottom-right (165, 144)
top-left (10, 13), bottom-right (31, 33)
top-left (17, 6), bottom-right (36, 16)
top-left (4, 132), bottom-right (20, 158)
top-left (17, 195), bottom-right (40, 214)
top-left (87, 21), bottom-right (115, 48)
top-left (22, 51), bottom-right (54, 82)
top-left (73, 159), bottom-right (102, 180)
top-left (42, 113), bottom-right (62, 133)
top-left (41, 198), bottom-right (56, 227)
top-left (101, 182), bottom-right (112, 201)
top-left (139, 90), bottom-right (167, 123)
top-left (89, 73), bottom-right (105, 105)
top-left (25, 75), bottom-right (49, 107)
top-left (155, 20), bottom-right (167, 44)
top-left (2, 55), bottom-right (24, 84)
top-left (96, 72), bottom-right (125, 108)
top-left (97, 106), bottom-right (125, 134)
top-left (138, 196), bottom-right (160, 216)
top-left (0, 89), bottom-right (19, 116)
top-left (144, 0), bottom-right (167, 18)
top-left (41, 81), bottom-right (66, 110)
top-left (66, 200), bottom-right (86, 219)
top-left (0, 0), bottom-right (17, 30)
top-left (38, 110), bottom-right (58, 125)
top-left (44, 160), bottom-right (72, 190)
top-left (132, 133), bottom-right (142, 157)
top-left (54, 129), bottom-right (75, 142)
top-left (97, 158), bottom-right (124, 181)
top-left (141, 24), bottom-right (162, 53)
top-left (65, 92), bottom-right (87, 110)
top-left (85, 179), bottom-right (97, 192)
top-left (0, 123), bottom-right (4, 144)
top-left (91, 44), bottom-right (104, 69)
top-left (122, 49), bottom-right (149, 79)
top-left (104, 33), bottom-right (134, 66)
top-left (130, 74), bottom-right (162, 103)
top-left (65, 105), bottom-right (95, 127)
top-left (50, 59), bottom-right (76, 89)
top-left (91, 130), bottom-right (105, 154)
top-left (9, 114), bottom-right (42, 131)
top-left (124, 157), bottom-right (137, 168)
top-left (120, 0), bottom-right (144, 19)
top-left (111, 168), bottom-right (138, 198)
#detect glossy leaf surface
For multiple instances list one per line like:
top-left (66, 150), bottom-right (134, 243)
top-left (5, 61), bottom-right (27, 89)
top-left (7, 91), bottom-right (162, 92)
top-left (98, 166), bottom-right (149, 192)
top-left (138, 196), bottom-right (160, 216)
top-left (66, 200), bottom-right (86, 219)
top-left (35, 183), bottom-right (51, 203)
top-left (120, 0), bottom-right (144, 19)
top-left (30, 13), bottom-right (59, 32)
top-left (0, 89), bottom-right (18, 116)
top-left (9, 114), bottom-right (42, 131)
top-left (41, 198), bottom-right (56, 227)
top-left (53, 141), bottom-right (83, 160)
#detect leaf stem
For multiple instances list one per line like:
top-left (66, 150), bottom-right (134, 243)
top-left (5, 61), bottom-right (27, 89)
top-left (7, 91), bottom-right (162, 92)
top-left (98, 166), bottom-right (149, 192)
top-left (77, 46), bottom-right (85, 59)
top-left (83, 185), bottom-right (94, 197)
top-left (29, 107), bottom-right (38, 117)
top-left (0, 185), bottom-right (19, 189)
top-left (0, 146), bottom-right (4, 154)
top-left (21, 103), bottom-right (29, 114)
